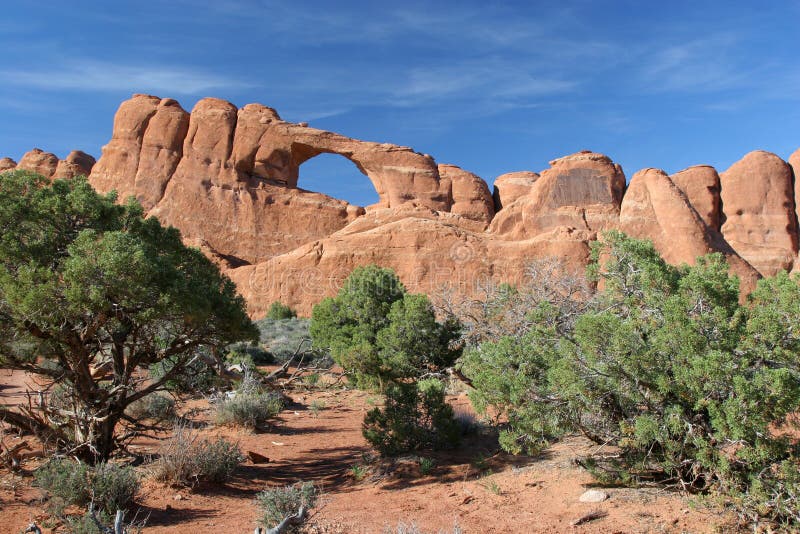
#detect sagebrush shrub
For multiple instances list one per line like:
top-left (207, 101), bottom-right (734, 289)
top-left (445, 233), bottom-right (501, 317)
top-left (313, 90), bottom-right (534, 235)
top-left (255, 481), bottom-right (317, 533)
top-left (34, 458), bottom-right (91, 516)
top-left (256, 317), bottom-right (331, 365)
top-left (125, 393), bottom-right (176, 422)
top-left (149, 351), bottom-right (224, 395)
top-left (150, 424), bottom-right (244, 486)
top-left (226, 342), bottom-right (275, 366)
top-left (214, 385), bottom-right (284, 430)
top-left (34, 459), bottom-right (138, 517)
top-left (195, 438), bottom-right (246, 483)
top-left (90, 462), bottom-right (139, 513)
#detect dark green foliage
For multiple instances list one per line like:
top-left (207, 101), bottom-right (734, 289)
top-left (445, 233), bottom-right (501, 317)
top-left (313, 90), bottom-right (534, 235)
top-left (312, 266), bottom-right (462, 456)
top-left (255, 481), bottom-right (318, 533)
top-left (148, 350), bottom-right (225, 395)
top-left (266, 301), bottom-right (297, 320)
top-left (362, 379), bottom-right (460, 455)
top-left (0, 171), bottom-right (257, 461)
top-left (35, 459), bottom-right (138, 517)
top-left (311, 265), bottom-right (460, 388)
top-left (462, 230), bottom-right (800, 525)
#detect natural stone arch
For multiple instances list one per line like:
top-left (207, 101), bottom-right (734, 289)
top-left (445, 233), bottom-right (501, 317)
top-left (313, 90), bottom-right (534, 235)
top-left (293, 148), bottom-right (381, 207)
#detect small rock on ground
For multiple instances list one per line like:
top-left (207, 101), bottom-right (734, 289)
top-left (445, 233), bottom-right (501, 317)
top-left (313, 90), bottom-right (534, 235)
top-left (579, 489), bottom-right (609, 503)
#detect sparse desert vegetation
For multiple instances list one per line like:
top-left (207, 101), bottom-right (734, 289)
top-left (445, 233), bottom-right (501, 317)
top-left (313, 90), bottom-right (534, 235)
top-left (0, 174), bottom-right (797, 532)
top-left (3, 133), bottom-right (800, 532)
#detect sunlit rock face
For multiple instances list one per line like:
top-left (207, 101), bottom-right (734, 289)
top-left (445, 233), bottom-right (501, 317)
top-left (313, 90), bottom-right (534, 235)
top-left (8, 94), bottom-right (800, 315)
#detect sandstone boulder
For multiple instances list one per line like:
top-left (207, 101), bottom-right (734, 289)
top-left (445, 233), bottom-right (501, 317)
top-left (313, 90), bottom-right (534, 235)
top-left (90, 94), bottom-right (161, 201)
top-left (492, 171), bottom-right (539, 210)
top-left (489, 151), bottom-right (625, 240)
top-left (229, 207), bottom-right (593, 317)
top-left (0, 157), bottom-right (16, 172)
top-left (437, 164), bottom-right (494, 224)
top-left (17, 148), bottom-right (59, 178)
top-left (620, 168), bottom-right (759, 291)
top-left (53, 150), bottom-right (96, 179)
top-left (133, 98), bottom-right (190, 209)
top-left (720, 151), bottom-right (798, 276)
top-left (670, 165), bottom-right (721, 231)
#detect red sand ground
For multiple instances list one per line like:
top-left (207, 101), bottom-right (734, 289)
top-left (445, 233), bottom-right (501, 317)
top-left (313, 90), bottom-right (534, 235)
top-left (0, 369), bottom-right (738, 533)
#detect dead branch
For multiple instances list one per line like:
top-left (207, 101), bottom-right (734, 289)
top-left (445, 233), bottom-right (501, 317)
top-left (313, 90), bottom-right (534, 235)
top-left (0, 440), bottom-right (30, 470)
top-left (256, 505), bottom-right (307, 534)
top-left (571, 510), bottom-right (608, 526)
top-left (264, 360), bottom-right (292, 381)
top-left (88, 502), bottom-right (128, 534)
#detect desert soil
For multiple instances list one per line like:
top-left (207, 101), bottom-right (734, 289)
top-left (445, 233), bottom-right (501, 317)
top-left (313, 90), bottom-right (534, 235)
top-left (0, 369), bottom-right (738, 533)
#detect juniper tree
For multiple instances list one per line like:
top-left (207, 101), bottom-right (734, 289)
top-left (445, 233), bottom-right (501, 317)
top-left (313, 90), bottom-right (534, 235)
top-left (0, 171), bottom-right (257, 462)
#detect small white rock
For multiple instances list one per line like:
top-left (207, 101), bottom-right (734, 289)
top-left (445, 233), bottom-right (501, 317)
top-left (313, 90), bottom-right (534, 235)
top-left (579, 489), bottom-right (609, 503)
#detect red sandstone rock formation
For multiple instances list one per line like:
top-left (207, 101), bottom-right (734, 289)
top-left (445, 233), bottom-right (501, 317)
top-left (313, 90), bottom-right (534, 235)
top-left (720, 151), bottom-right (798, 276)
top-left (492, 171), bottom-right (539, 210)
top-left (620, 168), bottom-right (759, 291)
top-left (8, 94), bottom-right (800, 316)
top-left (87, 95), bottom-right (461, 265)
top-left (438, 164), bottom-right (494, 225)
top-left (0, 157), bottom-right (16, 172)
top-left (489, 151), bottom-right (625, 240)
top-left (17, 148), bottom-right (59, 178)
top-left (2, 149), bottom-right (95, 179)
top-left (669, 165), bottom-right (721, 231)
top-left (53, 150), bottom-right (96, 179)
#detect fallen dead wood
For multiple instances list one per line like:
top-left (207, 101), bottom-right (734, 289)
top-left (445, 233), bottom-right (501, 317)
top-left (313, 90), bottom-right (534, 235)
top-left (571, 510), bottom-right (608, 526)
top-left (255, 505), bottom-right (307, 534)
top-left (0, 439), bottom-right (31, 470)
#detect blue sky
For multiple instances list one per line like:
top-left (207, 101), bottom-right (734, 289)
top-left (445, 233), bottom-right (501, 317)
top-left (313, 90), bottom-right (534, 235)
top-left (2, 0), bottom-right (799, 206)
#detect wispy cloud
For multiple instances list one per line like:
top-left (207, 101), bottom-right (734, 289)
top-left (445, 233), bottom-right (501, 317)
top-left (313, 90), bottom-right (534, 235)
top-left (282, 107), bottom-right (352, 123)
top-left (1, 60), bottom-right (252, 94)
top-left (640, 34), bottom-right (749, 93)
top-left (394, 61), bottom-right (577, 105)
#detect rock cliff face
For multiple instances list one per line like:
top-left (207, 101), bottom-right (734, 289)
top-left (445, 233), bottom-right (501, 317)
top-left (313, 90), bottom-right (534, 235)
top-left (720, 151), bottom-right (798, 276)
top-left (4, 94), bottom-right (799, 315)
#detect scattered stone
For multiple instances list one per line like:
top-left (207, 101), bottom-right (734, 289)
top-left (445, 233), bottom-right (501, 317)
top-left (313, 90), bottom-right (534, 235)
top-left (579, 489), bottom-right (609, 503)
top-left (247, 451), bottom-right (270, 464)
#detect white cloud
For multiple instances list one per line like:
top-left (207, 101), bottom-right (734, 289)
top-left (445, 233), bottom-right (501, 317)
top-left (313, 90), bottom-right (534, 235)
top-left (640, 34), bottom-right (749, 93)
top-left (393, 60), bottom-right (577, 105)
top-left (1, 60), bottom-right (252, 94)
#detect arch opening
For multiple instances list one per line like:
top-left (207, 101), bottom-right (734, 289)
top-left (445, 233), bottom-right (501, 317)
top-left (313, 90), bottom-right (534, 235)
top-left (297, 152), bottom-right (380, 207)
